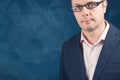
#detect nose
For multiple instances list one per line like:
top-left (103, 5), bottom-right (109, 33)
top-left (82, 7), bottom-right (90, 16)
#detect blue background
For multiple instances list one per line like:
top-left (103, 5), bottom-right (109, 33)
top-left (0, 0), bottom-right (119, 80)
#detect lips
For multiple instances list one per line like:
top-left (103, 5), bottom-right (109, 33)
top-left (84, 20), bottom-right (91, 22)
top-left (82, 20), bottom-right (92, 23)
top-left (82, 19), bottom-right (94, 23)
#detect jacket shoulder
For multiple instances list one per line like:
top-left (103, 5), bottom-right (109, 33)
top-left (62, 32), bottom-right (81, 47)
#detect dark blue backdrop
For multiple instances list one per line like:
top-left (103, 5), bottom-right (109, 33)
top-left (0, 0), bottom-right (119, 80)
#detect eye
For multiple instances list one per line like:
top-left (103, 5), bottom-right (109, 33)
top-left (72, 5), bottom-right (83, 12)
top-left (76, 5), bottom-right (83, 10)
top-left (86, 2), bottom-right (97, 9)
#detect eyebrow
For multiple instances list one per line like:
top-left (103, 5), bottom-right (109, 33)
top-left (73, 1), bottom-right (96, 6)
top-left (73, 4), bottom-right (81, 6)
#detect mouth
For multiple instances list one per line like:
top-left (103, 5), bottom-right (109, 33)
top-left (83, 20), bottom-right (92, 23)
top-left (82, 19), bottom-right (94, 23)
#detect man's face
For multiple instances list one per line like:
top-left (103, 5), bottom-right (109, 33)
top-left (71, 0), bottom-right (107, 32)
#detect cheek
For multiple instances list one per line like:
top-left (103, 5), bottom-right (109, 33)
top-left (94, 7), bottom-right (105, 18)
top-left (74, 13), bottom-right (82, 23)
top-left (93, 10), bottom-right (104, 20)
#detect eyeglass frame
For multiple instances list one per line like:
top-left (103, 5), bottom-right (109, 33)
top-left (71, 0), bottom-right (106, 12)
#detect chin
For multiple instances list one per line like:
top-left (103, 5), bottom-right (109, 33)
top-left (85, 26), bottom-right (96, 32)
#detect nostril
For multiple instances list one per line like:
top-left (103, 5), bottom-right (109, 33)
top-left (85, 14), bottom-right (89, 16)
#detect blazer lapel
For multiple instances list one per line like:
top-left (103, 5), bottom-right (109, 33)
top-left (93, 25), bottom-right (120, 80)
top-left (71, 33), bottom-right (87, 80)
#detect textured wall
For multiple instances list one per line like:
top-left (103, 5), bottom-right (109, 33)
top-left (0, 0), bottom-right (119, 80)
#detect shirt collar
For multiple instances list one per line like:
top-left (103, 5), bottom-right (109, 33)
top-left (80, 21), bottom-right (110, 45)
top-left (100, 21), bottom-right (110, 41)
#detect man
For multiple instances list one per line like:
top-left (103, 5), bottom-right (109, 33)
top-left (60, 0), bottom-right (120, 80)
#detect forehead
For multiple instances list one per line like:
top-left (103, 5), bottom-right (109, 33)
top-left (71, 0), bottom-right (101, 5)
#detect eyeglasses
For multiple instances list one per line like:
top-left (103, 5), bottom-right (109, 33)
top-left (71, 0), bottom-right (106, 12)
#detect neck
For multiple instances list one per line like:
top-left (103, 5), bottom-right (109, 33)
top-left (82, 21), bottom-right (106, 44)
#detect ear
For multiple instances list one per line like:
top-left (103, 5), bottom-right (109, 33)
top-left (102, 1), bottom-right (108, 13)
